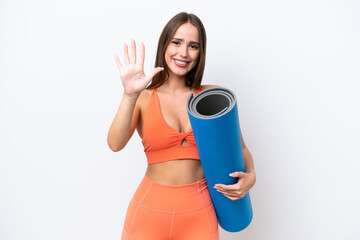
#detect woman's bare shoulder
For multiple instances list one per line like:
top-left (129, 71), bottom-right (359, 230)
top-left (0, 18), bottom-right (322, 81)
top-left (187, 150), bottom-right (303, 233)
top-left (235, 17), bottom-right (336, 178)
top-left (137, 88), bottom-right (153, 108)
top-left (201, 84), bottom-right (222, 90)
top-left (141, 88), bottom-right (153, 98)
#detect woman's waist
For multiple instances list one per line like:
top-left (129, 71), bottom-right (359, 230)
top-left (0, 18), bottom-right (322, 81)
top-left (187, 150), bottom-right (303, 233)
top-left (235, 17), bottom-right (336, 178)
top-left (131, 167), bottom-right (212, 213)
top-left (146, 159), bottom-right (205, 186)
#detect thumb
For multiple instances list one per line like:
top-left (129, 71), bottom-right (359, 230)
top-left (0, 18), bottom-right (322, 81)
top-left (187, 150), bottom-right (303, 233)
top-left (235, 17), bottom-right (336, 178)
top-left (229, 171), bottom-right (245, 178)
top-left (146, 67), bottom-right (164, 82)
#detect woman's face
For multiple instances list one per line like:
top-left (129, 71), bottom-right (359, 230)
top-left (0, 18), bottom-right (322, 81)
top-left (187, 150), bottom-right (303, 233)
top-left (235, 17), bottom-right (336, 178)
top-left (164, 22), bottom-right (200, 79)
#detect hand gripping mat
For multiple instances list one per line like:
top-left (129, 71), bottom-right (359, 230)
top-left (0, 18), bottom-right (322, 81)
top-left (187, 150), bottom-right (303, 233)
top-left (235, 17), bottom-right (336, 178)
top-left (186, 87), bottom-right (253, 232)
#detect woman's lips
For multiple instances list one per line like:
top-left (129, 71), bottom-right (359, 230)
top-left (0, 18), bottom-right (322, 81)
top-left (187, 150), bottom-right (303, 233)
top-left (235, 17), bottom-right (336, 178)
top-left (173, 58), bottom-right (190, 67)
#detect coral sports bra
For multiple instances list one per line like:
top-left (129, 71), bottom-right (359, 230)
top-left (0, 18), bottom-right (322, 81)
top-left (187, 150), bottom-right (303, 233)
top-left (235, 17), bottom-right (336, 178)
top-left (141, 86), bottom-right (204, 164)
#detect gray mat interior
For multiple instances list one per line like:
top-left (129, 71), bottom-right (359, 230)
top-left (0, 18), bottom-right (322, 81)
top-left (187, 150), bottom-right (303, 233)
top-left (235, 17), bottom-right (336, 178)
top-left (187, 87), bottom-right (236, 119)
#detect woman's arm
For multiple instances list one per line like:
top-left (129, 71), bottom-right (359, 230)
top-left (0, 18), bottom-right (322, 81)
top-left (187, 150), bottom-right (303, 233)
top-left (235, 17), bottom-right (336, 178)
top-left (241, 131), bottom-right (256, 184)
top-left (107, 39), bottom-right (163, 152)
top-left (107, 92), bottom-right (141, 152)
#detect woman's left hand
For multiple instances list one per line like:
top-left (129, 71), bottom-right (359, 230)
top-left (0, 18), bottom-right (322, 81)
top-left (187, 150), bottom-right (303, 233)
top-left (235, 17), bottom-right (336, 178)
top-left (213, 171), bottom-right (256, 201)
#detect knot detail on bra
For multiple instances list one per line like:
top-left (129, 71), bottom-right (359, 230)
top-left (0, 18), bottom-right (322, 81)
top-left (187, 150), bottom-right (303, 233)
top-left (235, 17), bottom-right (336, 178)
top-left (141, 86), bottom-right (204, 164)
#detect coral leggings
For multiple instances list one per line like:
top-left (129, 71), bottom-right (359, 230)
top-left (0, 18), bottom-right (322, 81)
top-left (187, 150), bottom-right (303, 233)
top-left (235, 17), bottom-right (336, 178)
top-left (121, 172), bottom-right (219, 240)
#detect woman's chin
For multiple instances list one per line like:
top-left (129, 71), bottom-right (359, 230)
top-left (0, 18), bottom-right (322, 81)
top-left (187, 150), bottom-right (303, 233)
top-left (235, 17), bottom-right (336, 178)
top-left (169, 69), bottom-right (189, 78)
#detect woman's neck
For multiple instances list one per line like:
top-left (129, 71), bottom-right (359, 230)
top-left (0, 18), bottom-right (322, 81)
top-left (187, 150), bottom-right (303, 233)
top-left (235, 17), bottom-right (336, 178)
top-left (160, 74), bottom-right (189, 94)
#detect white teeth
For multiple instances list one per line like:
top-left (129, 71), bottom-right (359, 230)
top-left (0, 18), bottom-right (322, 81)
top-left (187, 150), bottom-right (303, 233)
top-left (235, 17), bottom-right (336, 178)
top-left (175, 60), bottom-right (187, 65)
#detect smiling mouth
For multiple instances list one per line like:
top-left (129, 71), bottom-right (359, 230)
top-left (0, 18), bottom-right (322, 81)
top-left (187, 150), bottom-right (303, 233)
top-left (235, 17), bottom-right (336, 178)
top-left (173, 58), bottom-right (190, 67)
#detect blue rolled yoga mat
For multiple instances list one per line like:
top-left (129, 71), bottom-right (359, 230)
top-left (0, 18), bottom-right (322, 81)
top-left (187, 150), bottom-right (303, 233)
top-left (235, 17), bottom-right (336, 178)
top-left (186, 87), bottom-right (253, 232)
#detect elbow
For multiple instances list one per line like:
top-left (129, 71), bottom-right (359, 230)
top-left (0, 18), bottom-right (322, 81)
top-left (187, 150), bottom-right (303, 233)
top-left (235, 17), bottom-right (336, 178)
top-left (108, 141), bottom-right (125, 152)
top-left (109, 145), bottom-right (122, 152)
top-left (107, 138), bottom-right (125, 152)
top-left (109, 145), bottom-right (123, 152)
top-left (107, 131), bottom-right (132, 152)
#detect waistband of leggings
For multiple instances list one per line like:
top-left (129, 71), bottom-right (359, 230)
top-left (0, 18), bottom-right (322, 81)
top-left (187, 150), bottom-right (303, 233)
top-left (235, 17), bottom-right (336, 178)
top-left (144, 172), bottom-right (207, 189)
top-left (131, 172), bottom-right (213, 213)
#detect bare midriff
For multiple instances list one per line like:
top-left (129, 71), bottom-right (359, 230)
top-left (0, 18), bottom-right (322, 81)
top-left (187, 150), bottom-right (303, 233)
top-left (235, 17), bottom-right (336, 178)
top-left (146, 159), bottom-right (205, 186)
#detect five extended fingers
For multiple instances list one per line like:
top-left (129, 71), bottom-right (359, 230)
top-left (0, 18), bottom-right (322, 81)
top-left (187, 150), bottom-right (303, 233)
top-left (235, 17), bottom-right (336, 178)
top-left (115, 39), bottom-right (163, 77)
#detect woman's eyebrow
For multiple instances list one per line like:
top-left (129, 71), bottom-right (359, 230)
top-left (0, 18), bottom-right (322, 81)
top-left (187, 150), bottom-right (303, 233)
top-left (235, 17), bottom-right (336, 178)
top-left (172, 38), bottom-right (199, 44)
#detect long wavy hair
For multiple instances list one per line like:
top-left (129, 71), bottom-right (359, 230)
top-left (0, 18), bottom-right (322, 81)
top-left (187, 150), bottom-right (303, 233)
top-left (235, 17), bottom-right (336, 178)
top-left (146, 12), bottom-right (207, 91)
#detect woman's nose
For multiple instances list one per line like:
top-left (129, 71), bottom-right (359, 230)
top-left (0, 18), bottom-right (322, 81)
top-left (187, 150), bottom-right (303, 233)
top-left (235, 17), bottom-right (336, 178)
top-left (179, 45), bottom-right (188, 58)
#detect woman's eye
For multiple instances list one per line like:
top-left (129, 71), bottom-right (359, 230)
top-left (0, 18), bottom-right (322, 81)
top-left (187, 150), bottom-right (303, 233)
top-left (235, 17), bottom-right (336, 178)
top-left (190, 44), bottom-right (199, 49)
top-left (172, 41), bottom-right (180, 45)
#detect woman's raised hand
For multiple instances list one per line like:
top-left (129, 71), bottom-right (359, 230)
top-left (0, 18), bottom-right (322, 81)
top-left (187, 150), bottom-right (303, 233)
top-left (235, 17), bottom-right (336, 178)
top-left (115, 39), bottom-right (164, 97)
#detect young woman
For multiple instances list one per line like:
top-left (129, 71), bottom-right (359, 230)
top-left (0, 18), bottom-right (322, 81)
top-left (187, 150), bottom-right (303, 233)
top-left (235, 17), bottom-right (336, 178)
top-left (108, 12), bottom-right (256, 240)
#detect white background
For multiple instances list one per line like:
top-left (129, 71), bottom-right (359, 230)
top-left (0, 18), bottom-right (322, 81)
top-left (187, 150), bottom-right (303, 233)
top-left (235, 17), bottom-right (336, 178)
top-left (1, 0), bottom-right (359, 239)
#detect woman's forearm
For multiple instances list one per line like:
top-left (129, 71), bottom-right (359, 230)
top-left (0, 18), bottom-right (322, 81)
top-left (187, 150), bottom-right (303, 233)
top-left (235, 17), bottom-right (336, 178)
top-left (243, 148), bottom-right (256, 184)
top-left (107, 91), bottom-right (140, 152)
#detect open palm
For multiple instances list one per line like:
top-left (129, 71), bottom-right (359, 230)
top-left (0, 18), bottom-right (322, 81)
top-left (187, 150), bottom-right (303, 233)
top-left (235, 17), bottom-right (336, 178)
top-left (114, 39), bottom-right (163, 96)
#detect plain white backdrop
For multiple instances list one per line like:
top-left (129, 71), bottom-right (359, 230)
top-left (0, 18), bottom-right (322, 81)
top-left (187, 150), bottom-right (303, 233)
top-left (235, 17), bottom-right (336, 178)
top-left (1, 0), bottom-right (359, 239)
